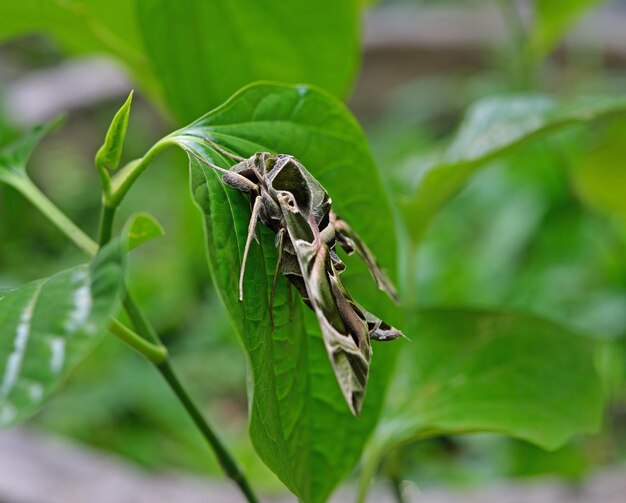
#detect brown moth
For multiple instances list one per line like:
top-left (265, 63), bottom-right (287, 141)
top-left (186, 143), bottom-right (403, 416)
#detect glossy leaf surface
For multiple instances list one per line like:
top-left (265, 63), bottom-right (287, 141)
top-left (136, 0), bottom-right (360, 123)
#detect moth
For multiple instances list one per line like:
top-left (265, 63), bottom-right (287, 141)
top-left (186, 142), bottom-right (403, 416)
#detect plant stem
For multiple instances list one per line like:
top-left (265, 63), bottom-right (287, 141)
top-left (109, 319), bottom-right (168, 364)
top-left (158, 360), bottom-right (259, 503)
top-left (99, 137), bottom-right (173, 247)
top-left (14, 172), bottom-right (259, 503)
top-left (121, 289), bottom-right (258, 503)
top-left (389, 476), bottom-right (406, 503)
top-left (13, 176), bottom-right (98, 257)
top-left (499, 0), bottom-right (535, 90)
top-left (98, 203), bottom-right (117, 246)
top-left (107, 137), bottom-right (174, 209)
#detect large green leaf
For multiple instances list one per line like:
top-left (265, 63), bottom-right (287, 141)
top-left (0, 0), bottom-right (158, 97)
top-left (0, 240), bottom-right (125, 428)
top-left (136, 0), bottom-right (361, 124)
top-left (401, 94), bottom-right (626, 243)
top-left (166, 83), bottom-right (401, 502)
top-left (357, 309), bottom-right (603, 502)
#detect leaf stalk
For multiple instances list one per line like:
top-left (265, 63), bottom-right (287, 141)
top-left (13, 170), bottom-right (259, 503)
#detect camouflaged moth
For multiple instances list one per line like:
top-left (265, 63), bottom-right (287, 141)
top-left (187, 142), bottom-right (403, 416)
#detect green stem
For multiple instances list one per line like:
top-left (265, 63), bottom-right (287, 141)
top-left (499, 0), bottom-right (536, 90)
top-left (13, 176), bottom-right (98, 257)
top-left (98, 202), bottom-right (117, 246)
top-left (158, 360), bottom-right (259, 503)
top-left (109, 319), bottom-right (168, 364)
top-left (99, 137), bottom-right (173, 247)
top-left (389, 476), bottom-right (406, 503)
top-left (14, 172), bottom-right (259, 503)
top-left (108, 137), bottom-right (174, 209)
top-left (121, 290), bottom-right (258, 503)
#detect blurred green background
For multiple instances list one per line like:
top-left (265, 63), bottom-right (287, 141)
top-left (1, 0), bottom-right (626, 499)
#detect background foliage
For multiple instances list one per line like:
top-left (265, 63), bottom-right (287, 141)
top-left (1, 0), bottom-right (626, 501)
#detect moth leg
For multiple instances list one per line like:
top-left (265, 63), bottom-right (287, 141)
top-left (239, 195), bottom-right (263, 302)
top-left (331, 212), bottom-right (399, 303)
top-left (269, 228), bottom-right (285, 329)
top-left (203, 138), bottom-right (246, 161)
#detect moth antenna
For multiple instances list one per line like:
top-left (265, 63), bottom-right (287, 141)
top-left (184, 147), bottom-right (258, 192)
top-left (239, 195), bottom-right (263, 302)
top-left (183, 147), bottom-right (232, 175)
top-left (203, 137), bottom-right (246, 161)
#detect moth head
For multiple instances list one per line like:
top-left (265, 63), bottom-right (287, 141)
top-left (277, 191), bottom-right (299, 212)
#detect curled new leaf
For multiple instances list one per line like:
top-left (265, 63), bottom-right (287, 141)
top-left (95, 90), bottom-right (133, 172)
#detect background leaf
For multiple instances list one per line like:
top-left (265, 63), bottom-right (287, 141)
top-left (0, 240), bottom-right (125, 428)
top-left (0, 0), bottom-right (156, 93)
top-left (167, 82), bottom-right (401, 502)
top-left (0, 117), bottom-right (64, 185)
top-left (529, 0), bottom-right (606, 58)
top-left (136, 0), bottom-right (361, 123)
top-left (400, 94), bottom-right (626, 243)
top-left (571, 119), bottom-right (626, 229)
top-left (357, 308), bottom-right (603, 501)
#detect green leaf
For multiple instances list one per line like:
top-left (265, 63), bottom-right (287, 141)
top-left (136, 0), bottom-right (360, 123)
top-left (572, 120), bottom-right (626, 228)
top-left (0, 117), bottom-right (64, 185)
top-left (169, 82), bottom-right (400, 502)
top-left (0, 240), bottom-right (125, 428)
top-left (401, 94), bottom-right (626, 243)
top-left (357, 309), bottom-right (603, 502)
top-left (529, 0), bottom-right (605, 58)
top-left (0, 1), bottom-right (158, 98)
top-left (123, 212), bottom-right (165, 251)
top-left (96, 90), bottom-right (133, 173)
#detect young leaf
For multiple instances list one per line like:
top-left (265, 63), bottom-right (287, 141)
top-left (400, 94), bottom-right (626, 243)
top-left (0, 240), bottom-right (125, 428)
top-left (136, 0), bottom-right (360, 123)
top-left (0, 117), bottom-right (64, 185)
top-left (95, 90), bottom-right (133, 174)
top-left (123, 212), bottom-right (165, 251)
top-left (171, 83), bottom-right (401, 502)
top-left (357, 309), bottom-right (603, 502)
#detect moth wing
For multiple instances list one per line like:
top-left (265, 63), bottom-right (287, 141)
top-left (331, 213), bottom-right (399, 303)
top-left (281, 207), bottom-right (370, 416)
top-left (329, 263), bottom-right (405, 343)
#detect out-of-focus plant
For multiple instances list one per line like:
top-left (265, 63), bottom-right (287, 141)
top-left (1, 1), bottom-right (625, 502)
